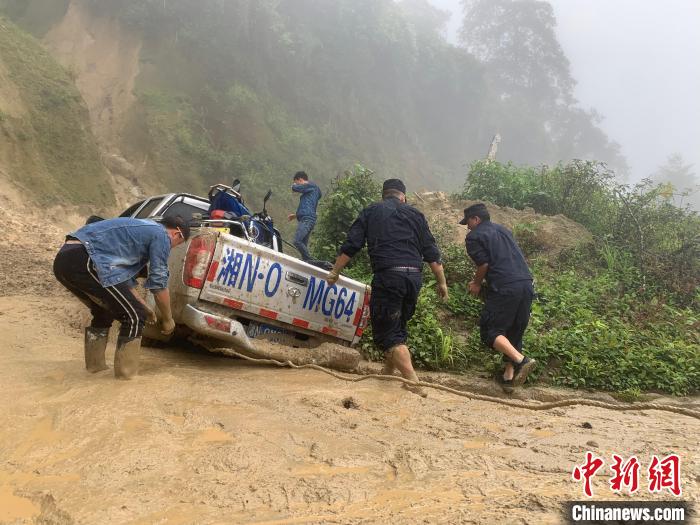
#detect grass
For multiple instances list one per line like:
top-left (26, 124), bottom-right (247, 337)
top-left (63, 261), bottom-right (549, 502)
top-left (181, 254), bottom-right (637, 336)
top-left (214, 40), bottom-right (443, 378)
top-left (0, 16), bottom-right (113, 207)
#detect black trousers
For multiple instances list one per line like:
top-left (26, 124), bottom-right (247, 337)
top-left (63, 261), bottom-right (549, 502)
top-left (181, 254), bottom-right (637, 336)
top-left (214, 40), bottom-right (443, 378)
top-left (53, 244), bottom-right (147, 339)
top-left (370, 270), bottom-right (422, 351)
top-left (480, 280), bottom-right (534, 352)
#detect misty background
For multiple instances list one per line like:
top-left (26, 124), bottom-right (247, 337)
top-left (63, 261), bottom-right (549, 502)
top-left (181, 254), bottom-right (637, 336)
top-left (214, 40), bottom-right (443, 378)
top-left (429, 0), bottom-right (700, 184)
top-left (1, 0), bottom-right (698, 210)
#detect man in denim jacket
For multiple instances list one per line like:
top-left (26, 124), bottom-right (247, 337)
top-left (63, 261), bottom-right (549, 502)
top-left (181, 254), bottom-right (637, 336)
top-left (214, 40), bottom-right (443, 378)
top-left (53, 216), bottom-right (189, 379)
top-left (288, 171), bottom-right (321, 261)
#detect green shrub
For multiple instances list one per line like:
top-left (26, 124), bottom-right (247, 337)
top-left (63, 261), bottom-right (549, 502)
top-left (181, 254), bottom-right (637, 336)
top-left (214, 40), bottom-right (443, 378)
top-left (318, 163), bottom-right (700, 396)
top-left (407, 283), bottom-right (455, 369)
top-left (512, 221), bottom-right (545, 257)
top-left (313, 164), bottom-right (381, 267)
top-left (522, 264), bottom-right (699, 395)
top-left (461, 160), bottom-right (700, 300)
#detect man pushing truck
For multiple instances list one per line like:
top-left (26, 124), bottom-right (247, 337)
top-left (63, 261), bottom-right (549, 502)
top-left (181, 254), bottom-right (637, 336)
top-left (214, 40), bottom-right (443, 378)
top-left (326, 178), bottom-right (449, 397)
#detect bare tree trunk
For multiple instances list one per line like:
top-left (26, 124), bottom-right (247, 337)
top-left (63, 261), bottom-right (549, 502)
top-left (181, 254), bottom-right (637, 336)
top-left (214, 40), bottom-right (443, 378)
top-left (486, 133), bottom-right (501, 162)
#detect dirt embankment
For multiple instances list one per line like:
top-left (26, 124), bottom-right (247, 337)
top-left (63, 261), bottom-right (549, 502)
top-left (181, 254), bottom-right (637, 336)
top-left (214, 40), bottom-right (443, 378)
top-left (0, 189), bottom-right (698, 524)
top-left (0, 179), bottom-right (77, 296)
top-left (413, 191), bottom-right (593, 257)
top-left (0, 55), bottom-right (31, 189)
top-left (43, 1), bottom-right (141, 152)
top-left (41, 1), bottom-right (150, 211)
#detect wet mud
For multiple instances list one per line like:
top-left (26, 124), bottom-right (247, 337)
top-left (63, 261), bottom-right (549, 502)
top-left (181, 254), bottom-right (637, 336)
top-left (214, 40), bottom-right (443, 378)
top-left (0, 190), bottom-right (697, 523)
top-left (0, 294), bottom-right (697, 524)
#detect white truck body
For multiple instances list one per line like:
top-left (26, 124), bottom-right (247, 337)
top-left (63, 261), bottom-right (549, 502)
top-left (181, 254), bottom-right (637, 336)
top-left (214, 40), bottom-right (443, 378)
top-left (126, 193), bottom-right (371, 353)
top-left (199, 232), bottom-right (368, 343)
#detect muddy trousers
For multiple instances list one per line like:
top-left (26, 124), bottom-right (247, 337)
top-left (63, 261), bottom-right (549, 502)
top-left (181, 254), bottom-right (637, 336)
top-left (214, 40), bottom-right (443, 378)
top-left (53, 243), bottom-right (147, 339)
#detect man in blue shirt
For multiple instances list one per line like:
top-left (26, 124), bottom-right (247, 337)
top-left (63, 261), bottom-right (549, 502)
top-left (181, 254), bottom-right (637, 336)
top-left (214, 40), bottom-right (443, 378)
top-left (53, 216), bottom-right (189, 379)
top-left (288, 171), bottom-right (321, 262)
top-left (461, 203), bottom-right (537, 390)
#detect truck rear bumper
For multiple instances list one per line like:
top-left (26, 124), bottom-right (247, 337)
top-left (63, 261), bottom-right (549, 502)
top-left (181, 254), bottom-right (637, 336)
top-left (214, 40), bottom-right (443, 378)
top-left (181, 304), bottom-right (256, 352)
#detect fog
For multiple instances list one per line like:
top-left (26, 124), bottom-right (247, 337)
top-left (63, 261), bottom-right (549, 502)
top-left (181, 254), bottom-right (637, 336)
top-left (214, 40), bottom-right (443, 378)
top-left (427, 0), bottom-right (700, 181)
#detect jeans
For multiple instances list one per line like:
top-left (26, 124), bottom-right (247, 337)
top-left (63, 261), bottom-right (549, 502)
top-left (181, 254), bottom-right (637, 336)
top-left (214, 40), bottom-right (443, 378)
top-left (293, 217), bottom-right (316, 261)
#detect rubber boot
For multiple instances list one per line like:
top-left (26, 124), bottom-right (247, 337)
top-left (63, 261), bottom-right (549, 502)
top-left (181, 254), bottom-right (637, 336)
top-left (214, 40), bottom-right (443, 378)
top-left (381, 348), bottom-right (396, 376)
top-left (84, 327), bottom-right (109, 373)
top-left (114, 336), bottom-right (141, 380)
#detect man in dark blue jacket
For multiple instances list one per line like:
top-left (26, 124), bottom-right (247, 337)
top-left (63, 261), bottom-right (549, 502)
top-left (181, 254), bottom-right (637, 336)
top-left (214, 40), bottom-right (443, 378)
top-left (461, 203), bottom-right (537, 389)
top-left (53, 216), bottom-right (189, 379)
top-left (326, 179), bottom-right (448, 396)
top-left (288, 171), bottom-right (322, 261)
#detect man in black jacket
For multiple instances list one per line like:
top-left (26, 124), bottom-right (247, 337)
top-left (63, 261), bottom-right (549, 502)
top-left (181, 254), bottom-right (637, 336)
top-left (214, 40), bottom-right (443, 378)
top-left (461, 203), bottom-right (536, 389)
top-left (326, 179), bottom-right (448, 396)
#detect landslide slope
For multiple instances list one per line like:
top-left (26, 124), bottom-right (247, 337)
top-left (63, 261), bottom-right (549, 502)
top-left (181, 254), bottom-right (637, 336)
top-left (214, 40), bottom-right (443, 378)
top-left (414, 191), bottom-right (592, 258)
top-left (0, 15), bottom-right (112, 207)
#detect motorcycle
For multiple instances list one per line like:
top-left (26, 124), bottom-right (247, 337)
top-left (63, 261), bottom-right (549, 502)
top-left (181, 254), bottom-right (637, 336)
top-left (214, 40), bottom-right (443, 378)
top-left (207, 180), bottom-right (283, 252)
top-left (206, 179), bottom-right (333, 270)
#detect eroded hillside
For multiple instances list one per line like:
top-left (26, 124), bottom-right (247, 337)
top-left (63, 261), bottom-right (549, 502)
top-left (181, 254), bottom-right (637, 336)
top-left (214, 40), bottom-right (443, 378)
top-left (0, 16), bottom-right (112, 207)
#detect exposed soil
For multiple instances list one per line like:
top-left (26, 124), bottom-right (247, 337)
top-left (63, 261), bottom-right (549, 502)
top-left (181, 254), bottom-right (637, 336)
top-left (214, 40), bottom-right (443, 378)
top-left (412, 191), bottom-right (593, 259)
top-left (43, 1), bottom-right (141, 151)
top-left (0, 190), bottom-right (698, 524)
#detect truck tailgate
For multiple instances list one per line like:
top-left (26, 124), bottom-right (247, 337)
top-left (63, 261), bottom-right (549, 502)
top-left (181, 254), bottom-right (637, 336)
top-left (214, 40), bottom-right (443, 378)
top-left (198, 233), bottom-right (369, 343)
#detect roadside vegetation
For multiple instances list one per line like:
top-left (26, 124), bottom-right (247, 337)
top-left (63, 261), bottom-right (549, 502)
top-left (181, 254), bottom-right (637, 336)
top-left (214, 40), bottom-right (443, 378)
top-left (0, 16), bottom-right (112, 207)
top-left (2, 0), bottom-right (626, 211)
top-left (314, 162), bottom-right (700, 396)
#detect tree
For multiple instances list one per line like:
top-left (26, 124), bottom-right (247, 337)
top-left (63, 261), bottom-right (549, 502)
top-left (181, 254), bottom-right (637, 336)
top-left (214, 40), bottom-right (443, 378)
top-left (459, 0), bottom-right (573, 106)
top-left (652, 154), bottom-right (699, 210)
top-left (458, 0), bottom-right (627, 173)
top-left (398, 0), bottom-right (451, 41)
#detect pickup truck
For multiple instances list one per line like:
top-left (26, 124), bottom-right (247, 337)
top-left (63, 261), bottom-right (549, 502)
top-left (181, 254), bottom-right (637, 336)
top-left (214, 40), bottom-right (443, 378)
top-left (120, 189), bottom-right (371, 362)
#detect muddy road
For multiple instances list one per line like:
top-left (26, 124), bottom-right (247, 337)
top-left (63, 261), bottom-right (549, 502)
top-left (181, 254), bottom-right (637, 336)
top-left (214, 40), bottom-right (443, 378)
top-left (0, 290), bottom-right (698, 524)
top-left (0, 198), bottom-right (698, 524)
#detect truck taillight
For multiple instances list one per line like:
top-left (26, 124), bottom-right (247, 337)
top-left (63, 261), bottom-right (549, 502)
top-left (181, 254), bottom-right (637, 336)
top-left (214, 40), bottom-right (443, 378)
top-left (204, 314), bottom-right (231, 333)
top-left (354, 289), bottom-right (371, 338)
top-left (183, 234), bottom-right (216, 289)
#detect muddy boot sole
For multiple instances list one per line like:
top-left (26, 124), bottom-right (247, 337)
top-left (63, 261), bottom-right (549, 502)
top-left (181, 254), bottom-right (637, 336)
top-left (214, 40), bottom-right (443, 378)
top-left (512, 358), bottom-right (537, 386)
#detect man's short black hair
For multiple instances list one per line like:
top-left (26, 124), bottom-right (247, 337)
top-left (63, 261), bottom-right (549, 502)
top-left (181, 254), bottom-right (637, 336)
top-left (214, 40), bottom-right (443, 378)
top-left (459, 203), bottom-right (490, 224)
top-left (85, 215), bottom-right (104, 225)
top-left (293, 171), bottom-right (308, 181)
top-left (161, 215), bottom-right (191, 240)
top-left (382, 178), bottom-right (406, 194)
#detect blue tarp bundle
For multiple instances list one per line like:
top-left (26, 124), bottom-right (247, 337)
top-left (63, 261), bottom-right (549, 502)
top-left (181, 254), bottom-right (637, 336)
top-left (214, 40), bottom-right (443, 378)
top-left (209, 191), bottom-right (251, 217)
